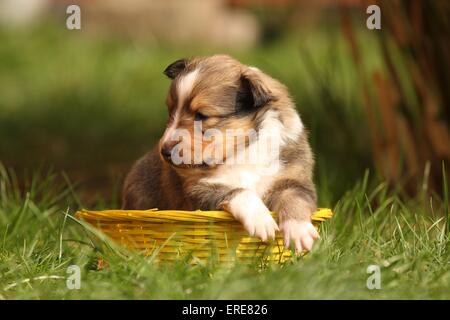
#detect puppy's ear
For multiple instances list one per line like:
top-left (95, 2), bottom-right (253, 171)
top-left (163, 59), bottom-right (187, 79)
top-left (240, 67), bottom-right (275, 108)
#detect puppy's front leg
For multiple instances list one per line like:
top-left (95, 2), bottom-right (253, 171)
top-left (221, 189), bottom-right (279, 241)
top-left (265, 179), bottom-right (319, 253)
top-left (188, 184), bottom-right (279, 241)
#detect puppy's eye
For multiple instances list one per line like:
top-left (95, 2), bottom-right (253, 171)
top-left (194, 112), bottom-right (208, 121)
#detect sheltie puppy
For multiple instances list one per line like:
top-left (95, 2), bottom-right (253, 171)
top-left (122, 55), bottom-right (318, 252)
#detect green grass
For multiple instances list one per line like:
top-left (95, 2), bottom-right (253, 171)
top-left (0, 166), bottom-right (448, 300)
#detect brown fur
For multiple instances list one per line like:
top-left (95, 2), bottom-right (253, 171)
top-left (122, 55), bottom-right (316, 231)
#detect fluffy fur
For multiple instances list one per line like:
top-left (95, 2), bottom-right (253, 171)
top-left (122, 55), bottom-right (318, 252)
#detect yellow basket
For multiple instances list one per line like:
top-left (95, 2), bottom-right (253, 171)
top-left (75, 208), bottom-right (332, 264)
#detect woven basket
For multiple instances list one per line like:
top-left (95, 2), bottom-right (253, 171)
top-left (75, 208), bottom-right (332, 264)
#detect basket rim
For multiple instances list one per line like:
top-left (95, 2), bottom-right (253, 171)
top-left (75, 208), bottom-right (333, 223)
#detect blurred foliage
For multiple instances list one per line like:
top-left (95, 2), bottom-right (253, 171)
top-left (0, 16), bottom-right (383, 205)
top-left (341, 0), bottom-right (450, 194)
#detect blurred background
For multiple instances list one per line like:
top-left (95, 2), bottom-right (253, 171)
top-left (0, 0), bottom-right (448, 207)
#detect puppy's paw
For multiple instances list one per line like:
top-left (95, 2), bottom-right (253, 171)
top-left (241, 210), bottom-right (279, 242)
top-left (222, 190), bottom-right (279, 242)
top-left (280, 220), bottom-right (319, 254)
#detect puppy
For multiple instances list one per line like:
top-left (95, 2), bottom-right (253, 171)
top-left (122, 55), bottom-right (318, 252)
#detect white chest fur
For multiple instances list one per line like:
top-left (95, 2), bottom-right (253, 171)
top-left (201, 163), bottom-right (281, 197)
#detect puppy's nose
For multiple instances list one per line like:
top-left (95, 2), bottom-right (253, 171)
top-left (161, 145), bottom-right (173, 159)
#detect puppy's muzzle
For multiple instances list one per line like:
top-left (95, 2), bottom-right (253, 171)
top-left (160, 141), bottom-right (177, 162)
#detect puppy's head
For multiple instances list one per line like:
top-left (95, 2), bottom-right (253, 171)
top-left (159, 55), bottom-right (280, 169)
